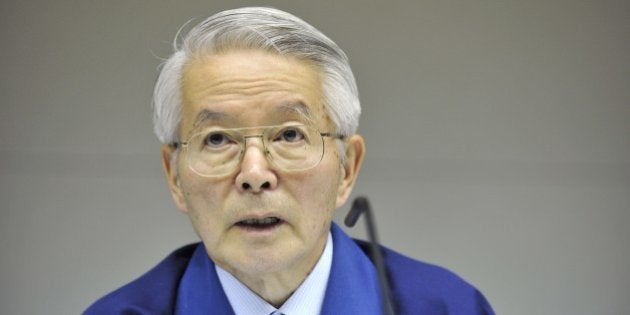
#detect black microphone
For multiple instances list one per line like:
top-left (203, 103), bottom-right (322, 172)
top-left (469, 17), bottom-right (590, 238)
top-left (345, 196), bottom-right (396, 315)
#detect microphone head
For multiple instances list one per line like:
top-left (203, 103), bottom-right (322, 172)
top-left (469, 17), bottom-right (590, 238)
top-left (344, 196), bottom-right (369, 227)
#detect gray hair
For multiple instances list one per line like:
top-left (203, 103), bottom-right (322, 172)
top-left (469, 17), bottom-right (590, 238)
top-left (152, 7), bottom-right (361, 145)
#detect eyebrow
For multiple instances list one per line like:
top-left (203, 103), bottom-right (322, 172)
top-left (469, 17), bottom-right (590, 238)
top-left (192, 109), bottom-right (232, 128)
top-left (192, 101), bottom-right (316, 128)
top-left (274, 102), bottom-right (315, 124)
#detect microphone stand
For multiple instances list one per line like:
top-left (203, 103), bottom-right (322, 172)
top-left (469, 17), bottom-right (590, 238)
top-left (345, 197), bottom-right (396, 315)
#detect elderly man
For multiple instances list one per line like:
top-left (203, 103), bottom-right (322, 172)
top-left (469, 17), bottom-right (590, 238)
top-left (86, 7), bottom-right (494, 315)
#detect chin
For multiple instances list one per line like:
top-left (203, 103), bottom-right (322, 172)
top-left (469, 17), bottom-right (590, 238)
top-left (229, 253), bottom-right (299, 276)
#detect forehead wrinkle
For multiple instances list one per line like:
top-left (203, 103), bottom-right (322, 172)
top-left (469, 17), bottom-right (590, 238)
top-left (182, 50), bottom-right (328, 132)
top-left (183, 49), bottom-right (323, 102)
top-left (183, 67), bottom-right (307, 106)
top-left (205, 74), bottom-right (312, 98)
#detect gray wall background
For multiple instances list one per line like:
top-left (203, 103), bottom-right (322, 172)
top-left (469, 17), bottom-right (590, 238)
top-left (1, 0), bottom-right (628, 314)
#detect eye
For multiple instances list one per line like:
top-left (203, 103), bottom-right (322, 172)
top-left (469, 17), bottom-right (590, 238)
top-left (203, 131), bottom-right (231, 148)
top-left (276, 127), bottom-right (306, 143)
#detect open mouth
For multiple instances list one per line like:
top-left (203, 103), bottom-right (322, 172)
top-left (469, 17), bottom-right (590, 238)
top-left (235, 217), bottom-right (283, 230)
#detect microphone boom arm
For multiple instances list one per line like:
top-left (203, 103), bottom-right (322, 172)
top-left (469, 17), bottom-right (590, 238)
top-left (345, 197), bottom-right (396, 315)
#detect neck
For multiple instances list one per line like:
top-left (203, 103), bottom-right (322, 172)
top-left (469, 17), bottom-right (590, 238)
top-left (234, 270), bottom-right (306, 307)
top-left (221, 236), bottom-right (328, 307)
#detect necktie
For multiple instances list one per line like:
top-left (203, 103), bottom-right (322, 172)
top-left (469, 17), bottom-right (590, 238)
top-left (269, 311), bottom-right (284, 315)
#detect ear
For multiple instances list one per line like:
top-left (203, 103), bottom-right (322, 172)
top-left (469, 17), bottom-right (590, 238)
top-left (161, 145), bottom-right (189, 214)
top-left (335, 134), bottom-right (366, 208)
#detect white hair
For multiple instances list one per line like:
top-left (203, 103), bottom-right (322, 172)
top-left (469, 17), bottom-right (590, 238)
top-left (152, 7), bottom-right (361, 145)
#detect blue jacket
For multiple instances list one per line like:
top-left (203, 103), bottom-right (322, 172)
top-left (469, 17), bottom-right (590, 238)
top-left (85, 224), bottom-right (494, 314)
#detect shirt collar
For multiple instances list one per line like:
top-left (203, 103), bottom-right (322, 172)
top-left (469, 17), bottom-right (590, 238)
top-left (216, 232), bottom-right (333, 315)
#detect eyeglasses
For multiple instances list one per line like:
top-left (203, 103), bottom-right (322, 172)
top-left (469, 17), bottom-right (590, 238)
top-left (172, 124), bottom-right (345, 177)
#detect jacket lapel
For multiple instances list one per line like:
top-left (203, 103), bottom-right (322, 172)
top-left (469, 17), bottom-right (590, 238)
top-left (320, 223), bottom-right (384, 315)
top-left (175, 244), bottom-right (235, 315)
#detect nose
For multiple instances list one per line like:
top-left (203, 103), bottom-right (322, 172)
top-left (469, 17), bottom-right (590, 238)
top-left (235, 136), bottom-right (278, 193)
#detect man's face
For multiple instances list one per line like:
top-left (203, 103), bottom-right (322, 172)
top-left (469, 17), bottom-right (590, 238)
top-left (161, 49), bottom-right (363, 279)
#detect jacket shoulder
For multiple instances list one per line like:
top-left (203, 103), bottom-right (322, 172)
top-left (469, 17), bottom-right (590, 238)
top-left (84, 243), bottom-right (199, 315)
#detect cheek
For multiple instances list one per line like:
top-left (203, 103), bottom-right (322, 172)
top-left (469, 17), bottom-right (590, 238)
top-left (292, 162), bottom-right (341, 218)
top-left (178, 173), bottom-right (231, 222)
top-left (181, 182), bottom-right (227, 245)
